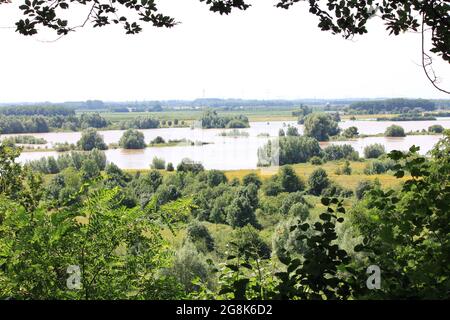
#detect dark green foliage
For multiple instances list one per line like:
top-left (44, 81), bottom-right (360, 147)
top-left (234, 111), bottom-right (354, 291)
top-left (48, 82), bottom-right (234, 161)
top-left (77, 128), bottom-right (108, 151)
top-left (258, 136), bottom-right (321, 166)
top-left (303, 113), bottom-right (340, 141)
top-left (350, 99), bottom-right (435, 113)
top-left (286, 126), bottom-right (299, 136)
top-left (2, 135), bottom-right (47, 145)
top-left (307, 168), bottom-right (329, 196)
top-left (176, 158), bottom-right (204, 174)
top-left (185, 220), bottom-right (215, 252)
top-left (120, 117), bottom-right (160, 130)
top-left (309, 156), bottom-right (323, 165)
top-left (384, 124), bottom-right (406, 137)
top-left (0, 105), bottom-right (75, 116)
top-left (279, 165), bottom-right (304, 193)
top-left (119, 129), bottom-right (146, 149)
top-left (151, 136), bottom-right (165, 144)
top-left (363, 143), bottom-right (386, 159)
top-left (79, 113), bottom-right (109, 129)
top-left (166, 162), bottom-right (174, 171)
top-left (232, 225), bottom-right (271, 259)
top-left (151, 157), bottom-right (166, 170)
top-left (242, 173), bottom-right (262, 189)
top-left (428, 124), bottom-right (444, 133)
top-left (200, 110), bottom-right (249, 129)
top-left (323, 144), bottom-right (359, 161)
top-left (363, 159), bottom-right (396, 175)
top-left (342, 126), bottom-right (359, 138)
top-left (226, 184), bottom-right (260, 228)
top-left (279, 191), bottom-right (309, 215)
top-left (355, 179), bottom-right (380, 200)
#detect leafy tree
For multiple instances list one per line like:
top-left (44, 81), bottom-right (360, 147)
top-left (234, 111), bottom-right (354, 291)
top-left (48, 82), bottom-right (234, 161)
top-left (303, 113), bottom-right (340, 141)
top-left (258, 136), bottom-right (321, 166)
top-left (352, 136), bottom-right (450, 298)
top-left (151, 157), bottom-right (166, 170)
top-left (79, 113), bottom-right (109, 129)
top-left (385, 124), bottom-right (406, 137)
top-left (363, 143), bottom-right (386, 159)
top-left (286, 126), bottom-right (299, 136)
top-left (176, 158), bottom-right (204, 174)
top-left (428, 124), bottom-right (444, 133)
top-left (166, 162), bottom-right (174, 172)
top-left (185, 220), bottom-right (215, 252)
top-left (342, 126), bottom-right (359, 138)
top-left (226, 184), bottom-right (260, 228)
top-left (323, 144), bottom-right (359, 161)
top-left (81, 158), bottom-right (100, 180)
top-left (119, 129), bottom-right (146, 149)
top-left (77, 128), bottom-right (108, 151)
top-left (355, 179), bottom-right (380, 200)
top-left (242, 173), bottom-right (262, 189)
top-left (279, 165), bottom-right (304, 193)
top-left (308, 168), bottom-right (329, 196)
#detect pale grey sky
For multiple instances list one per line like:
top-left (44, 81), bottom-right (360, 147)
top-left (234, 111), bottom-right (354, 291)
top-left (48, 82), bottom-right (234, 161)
top-left (0, 0), bottom-right (449, 103)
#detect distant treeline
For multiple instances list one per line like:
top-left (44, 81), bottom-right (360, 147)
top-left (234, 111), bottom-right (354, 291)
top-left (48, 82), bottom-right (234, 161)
top-left (377, 114), bottom-right (437, 121)
top-left (0, 105), bottom-right (75, 117)
top-left (0, 113), bottom-right (110, 134)
top-left (349, 98), bottom-right (436, 113)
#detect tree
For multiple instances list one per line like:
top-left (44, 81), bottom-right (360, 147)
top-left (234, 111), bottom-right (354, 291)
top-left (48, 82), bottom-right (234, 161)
top-left (166, 162), bottom-right (174, 171)
top-left (342, 126), bottom-right (359, 138)
top-left (308, 168), bottom-right (329, 196)
top-left (303, 113), bottom-right (340, 141)
top-left (242, 173), bottom-right (262, 189)
top-left (151, 157), bottom-right (166, 170)
top-left (286, 126), bottom-right (299, 136)
top-left (185, 220), bottom-right (215, 252)
top-left (323, 144), bottom-right (359, 161)
top-left (352, 136), bottom-right (450, 298)
top-left (226, 185), bottom-right (259, 228)
top-left (119, 129), bottom-right (146, 149)
top-left (279, 165), bottom-right (304, 193)
top-left (428, 124), bottom-right (444, 133)
top-left (77, 128), bottom-right (108, 151)
top-left (364, 143), bottom-right (386, 159)
top-left (385, 124), bottom-right (406, 137)
top-left (81, 158), bottom-right (100, 180)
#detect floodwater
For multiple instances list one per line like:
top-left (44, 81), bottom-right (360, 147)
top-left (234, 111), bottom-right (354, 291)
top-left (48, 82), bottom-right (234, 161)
top-left (2, 118), bottom-right (449, 170)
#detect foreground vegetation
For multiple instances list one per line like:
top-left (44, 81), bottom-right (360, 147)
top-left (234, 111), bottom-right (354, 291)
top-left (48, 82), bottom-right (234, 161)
top-left (0, 129), bottom-right (448, 299)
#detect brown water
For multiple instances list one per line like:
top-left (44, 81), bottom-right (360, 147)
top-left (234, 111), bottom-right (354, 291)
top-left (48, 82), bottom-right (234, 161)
top-left (2, 118), bottom-right (449, 170)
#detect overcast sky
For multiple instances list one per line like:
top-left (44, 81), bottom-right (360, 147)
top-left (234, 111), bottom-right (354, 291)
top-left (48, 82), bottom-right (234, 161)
top-left (0, 0), bottom-right (449, 103)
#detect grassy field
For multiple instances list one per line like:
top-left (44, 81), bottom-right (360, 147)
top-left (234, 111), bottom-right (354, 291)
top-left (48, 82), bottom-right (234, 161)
top-left (223, 160), bottom-right (405, 190)
top-left (122, 160), bottom-right (405, 191)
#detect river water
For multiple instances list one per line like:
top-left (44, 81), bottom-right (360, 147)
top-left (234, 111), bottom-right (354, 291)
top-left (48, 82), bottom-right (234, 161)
top-left (2, 118), bottom-right (449, 170)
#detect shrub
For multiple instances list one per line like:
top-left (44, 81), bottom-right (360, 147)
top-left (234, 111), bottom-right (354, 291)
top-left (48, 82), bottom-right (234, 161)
top-left (119, 129), bottom-right (146, 149)
top-left (310, 156), bottom-right (323, 165)
top-left (428, 124), bottom-right (444, 133)
top-left (185, 220), bottom-right (215, 252)
top-left (166, 162), bottom-right (174, 171)
top-left (151, 136), bottom-right (165, 144)
top-left (279, 165), bottom-right (305, 193)
top-left (151, 156), bottom-right (166, 170)
top-left (323, 144), bottom-right (359, 161)
top-left (385, 124), bottom-right (405, 137)
top-left (77, 128), bottom-right (108, 151)
top-left (303, 113), bottom-right (340, 141)
top-left (342, 126), bottom-right (359, 138)
top-left (242, 173), bottom-right (262, 189)
top-left (364, 143), bottom-right (386, 159)
top-left (308, 168), bottom-right (329, 196)
top-left (355, 179), bottom-right (380, 200)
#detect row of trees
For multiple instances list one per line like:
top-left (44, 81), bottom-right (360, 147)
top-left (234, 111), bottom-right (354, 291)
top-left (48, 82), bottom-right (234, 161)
top-left (349, 99), bottom-right (436, 114)
top-left (200, 110), bottom-right (249, 129)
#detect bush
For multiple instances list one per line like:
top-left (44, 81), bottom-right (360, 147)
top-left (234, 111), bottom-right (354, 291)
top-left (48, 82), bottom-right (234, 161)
top-left (303, 113), bottom-right (340, 141)
top-left (364, 143), bottom-right (386, 159)
top-left (342, 126), bottom-right (359, 138)
top-left (257, 136), bottom-right (321, 166)
top-left (151, 136), bottom-right (165, 144)
top-left (323, 144), bottom-right (359, 161)
top-left (119, 129), bottom-right (146, 149)
top-left (166, 162), bottom-right (174, 171)
top-left (279, 165), bottom-right (305, 193)
top-left (242, 173), bottom-right (262, 189)
top-left (341, 161), bottom-right (352, 175)
top-left (185, 220), bottom-right (215, 252)
top-left (363, 158), bottom-right (396, 175)
top-left (232, 225), bottom-right (271, 259)
top-left (279, 191), bottom-right (309, 215)
top-left (308, 168), bottom-right (329, 196)
top-left (263, 178), bottom-right (283, 196)
top-left (77, 128), bottom-right (107, 151)
top-left (385, 124), bottom-right (405, 137)
top-left (355, 179), bottom-right (380, 200)
top-left (150, 157), bottom-right (166, 170)
top-left (286, 126), bottom-right (300, 136)
top-left (176, 158), bottom-right (204, 174)
top-left (428, 124), bottom-right (444, 133)
top-left (310, 156), bottom-right (323, 165)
